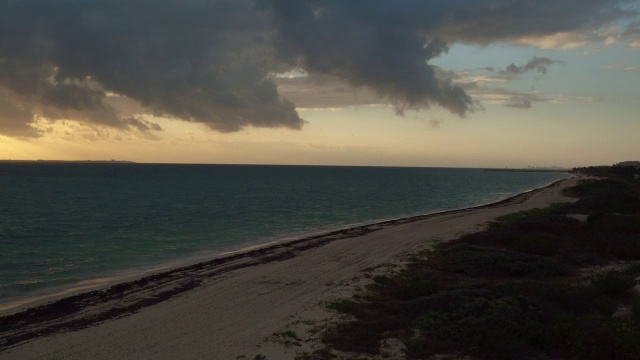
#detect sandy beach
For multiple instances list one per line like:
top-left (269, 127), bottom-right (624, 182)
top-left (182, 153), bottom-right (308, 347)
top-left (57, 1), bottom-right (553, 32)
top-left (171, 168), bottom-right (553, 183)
top-left (0, 177), bottom-right (576, 359)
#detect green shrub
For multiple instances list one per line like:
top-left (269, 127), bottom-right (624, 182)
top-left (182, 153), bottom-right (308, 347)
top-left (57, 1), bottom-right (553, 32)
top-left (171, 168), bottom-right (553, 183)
top-left (564, 179), bottom-right (640, 215)
top-left (371, 275), bottom-right (392, 284)
top-left (378, 276), bottom-right (438, 300)
top-left (589, 270), bottom-right (637, 299)
top-left (579, 215), bottom-right (640, 259)
top-left (510, 234), bottom-right (560, 256)
top-left (326, 299), bottom-right (361, 314)
top-left (433, 245), bottom-right (568, 278)
top-left (294, 347), bottom-right (337, 360)
top-left (272, 330), bottom-right (303, 347)
top-left (631, 298), bottom-right (640, 326)
top-left (549, 316), bottom-right (640, 360)
top-left (409, 289), bottom-right (543, 358)
top-left (323, 321), bottom-right (381, 353)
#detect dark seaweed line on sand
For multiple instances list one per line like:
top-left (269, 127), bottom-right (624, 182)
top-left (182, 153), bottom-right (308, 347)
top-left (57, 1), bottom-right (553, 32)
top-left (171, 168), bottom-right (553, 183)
top-left (0, 179), bottom-right (566, 351)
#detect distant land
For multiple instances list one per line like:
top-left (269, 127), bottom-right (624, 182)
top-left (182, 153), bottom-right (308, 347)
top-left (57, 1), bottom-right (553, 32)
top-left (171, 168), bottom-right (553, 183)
top-left (484, 168), bottom-right (570, 173)
top-left (0, 160), bottom-right (135, 163)
top-left (0, 161), bottom-right (573, 170)
top-left (617, 161), bottom-right (640, 168)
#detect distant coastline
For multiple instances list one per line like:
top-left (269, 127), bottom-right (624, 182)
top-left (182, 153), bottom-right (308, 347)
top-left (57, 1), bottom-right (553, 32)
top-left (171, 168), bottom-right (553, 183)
top-left (484, 168), bottom-right (569, 173)
top-left (0, 160), bottom-right (135, 164)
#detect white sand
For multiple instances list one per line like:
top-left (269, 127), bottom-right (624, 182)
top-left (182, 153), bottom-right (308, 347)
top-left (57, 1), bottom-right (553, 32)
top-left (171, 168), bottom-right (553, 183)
top-left (0, 177), bottom-right (576, 360)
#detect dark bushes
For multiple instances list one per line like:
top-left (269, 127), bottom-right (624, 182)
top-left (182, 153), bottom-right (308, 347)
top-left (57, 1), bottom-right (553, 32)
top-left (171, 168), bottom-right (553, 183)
top-left (323, 171), bottom-right (640, 359)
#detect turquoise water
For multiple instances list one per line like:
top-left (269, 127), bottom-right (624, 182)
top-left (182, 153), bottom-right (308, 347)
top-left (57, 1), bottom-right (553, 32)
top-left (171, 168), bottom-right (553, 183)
top-left (0, 163), bottom-right (569, 305)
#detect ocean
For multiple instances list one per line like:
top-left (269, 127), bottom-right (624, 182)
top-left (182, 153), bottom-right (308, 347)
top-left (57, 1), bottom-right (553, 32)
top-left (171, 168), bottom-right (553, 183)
top-left (0, 163), bottom-right (569, 307)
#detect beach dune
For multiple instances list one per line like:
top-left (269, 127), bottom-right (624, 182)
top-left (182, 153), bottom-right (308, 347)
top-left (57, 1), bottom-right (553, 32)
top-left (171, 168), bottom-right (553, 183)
top-left (0, 178), bottom-right (576, 359)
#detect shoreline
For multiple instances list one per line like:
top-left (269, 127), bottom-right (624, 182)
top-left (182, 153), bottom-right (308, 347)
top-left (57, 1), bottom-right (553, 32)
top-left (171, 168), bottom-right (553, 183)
top-left (0, 167), bottom-right (570, 313)
top-left (0, 176), bottom-right (568, 315)
top-left (0, 176), bottom-right (575, 358)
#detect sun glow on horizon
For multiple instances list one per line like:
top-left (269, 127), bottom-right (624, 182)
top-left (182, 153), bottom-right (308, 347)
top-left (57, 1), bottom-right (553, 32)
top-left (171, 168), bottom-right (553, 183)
top-left (3, 95), bottom-right (637, 169)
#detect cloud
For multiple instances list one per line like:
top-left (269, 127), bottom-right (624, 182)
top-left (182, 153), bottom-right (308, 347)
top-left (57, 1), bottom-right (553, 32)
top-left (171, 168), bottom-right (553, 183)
top-left (449, 70), bottom-right (601, 110)
top-left (0, 0), bottom-right (636, 138)
top-left (505, 97), bottom-right (533, 109)
top-left (514, 31), bottom-right (598, 49)
top-left (262, 1), bottom-right (474, 117)
top-left (604, 64), bottom-right (640, 72)
top-left (529, 20), bottom-right (640, 50)
top-left (500, 57), bottom-right (565, 77)
top-left (467, 86), bottom-right (546, 108)
top-left (428, 118), bottom-right (443, 129)
top-left (446, 57), bottom-right (564, 93)
top-left (274, 74), bottom-right (383, 109)
top-left (621, 21), bottom-right (640, 47)
top-left (0, 87), bottom-right (40, 137)
top-left (262, 0), bottom-right (632, 117)
top-left (0, 0), bottom-right (302, 137)
top-left (439, 1), bottom-right (637, 45)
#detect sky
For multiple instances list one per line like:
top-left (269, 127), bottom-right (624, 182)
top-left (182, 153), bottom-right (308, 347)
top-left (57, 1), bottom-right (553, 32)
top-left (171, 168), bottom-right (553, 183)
top-left (0, 0), bottom-right (639, 168)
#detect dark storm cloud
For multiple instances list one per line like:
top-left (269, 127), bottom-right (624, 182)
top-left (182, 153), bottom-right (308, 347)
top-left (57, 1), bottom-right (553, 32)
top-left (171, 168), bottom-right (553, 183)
top-left (0, 0), bottom-right (636, 138)
top-left (261, 0), bottom-right (474, 116)
top-left (0, 0), bottom-right (302, 136)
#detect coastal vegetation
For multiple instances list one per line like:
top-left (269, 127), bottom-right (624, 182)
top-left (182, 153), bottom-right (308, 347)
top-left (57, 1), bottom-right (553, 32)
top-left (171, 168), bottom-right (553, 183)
top-left (321, 166), bottom-right (640, 359)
